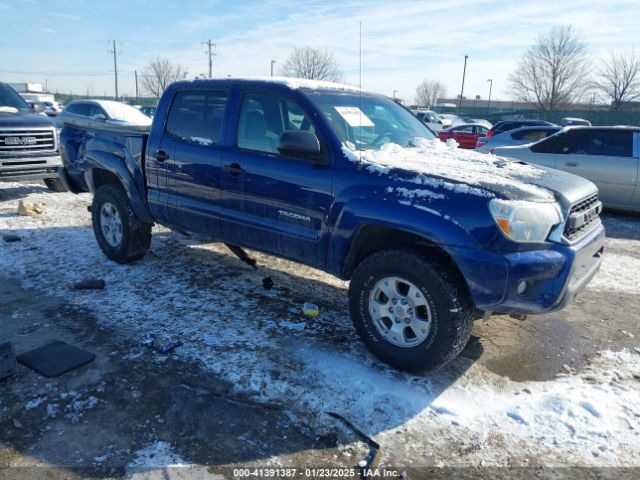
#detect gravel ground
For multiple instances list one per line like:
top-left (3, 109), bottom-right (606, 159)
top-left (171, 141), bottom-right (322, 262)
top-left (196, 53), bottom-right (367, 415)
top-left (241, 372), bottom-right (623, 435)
top-left (1, 181), bottom-right (639, 479)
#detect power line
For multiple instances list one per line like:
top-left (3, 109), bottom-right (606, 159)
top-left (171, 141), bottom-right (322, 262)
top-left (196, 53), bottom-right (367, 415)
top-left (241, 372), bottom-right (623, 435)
top-left (201, 39), bottom-right (216, 78)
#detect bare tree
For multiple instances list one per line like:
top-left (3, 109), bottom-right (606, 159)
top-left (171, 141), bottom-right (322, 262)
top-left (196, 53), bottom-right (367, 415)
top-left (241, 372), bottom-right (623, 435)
top-left (280, 47), bottom-right (343, 82)
top-left (140, 57), bottom-right (186, 98)
top-left (415, 80), bottom-right (447, 107)
top-left (509, 26), bottom-right (589, 110)
top-left (593, 50), bottom-right (640, 110)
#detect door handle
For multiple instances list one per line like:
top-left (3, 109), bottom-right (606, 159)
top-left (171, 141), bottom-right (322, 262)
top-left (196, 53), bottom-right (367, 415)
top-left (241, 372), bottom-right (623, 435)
top-left (224, 163), bottom-right (246, 176)
top-left (153, 150), bottom-right (168, 162)
top-left (564, 162), bottom-right (579, 167)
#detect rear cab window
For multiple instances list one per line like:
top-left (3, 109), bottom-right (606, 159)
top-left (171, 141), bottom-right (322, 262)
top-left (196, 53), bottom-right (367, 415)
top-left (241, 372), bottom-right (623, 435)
top-left (166, 91), bottom-right (228, 146)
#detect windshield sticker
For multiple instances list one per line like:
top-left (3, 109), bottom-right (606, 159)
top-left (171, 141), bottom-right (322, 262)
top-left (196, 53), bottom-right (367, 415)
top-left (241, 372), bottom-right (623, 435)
top-left (334, 106), bottom-right (374, 127)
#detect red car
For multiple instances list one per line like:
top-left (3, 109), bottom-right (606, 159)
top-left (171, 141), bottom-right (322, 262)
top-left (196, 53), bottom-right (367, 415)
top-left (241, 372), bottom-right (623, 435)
top-left (437, 123), bottom-right (490, 149)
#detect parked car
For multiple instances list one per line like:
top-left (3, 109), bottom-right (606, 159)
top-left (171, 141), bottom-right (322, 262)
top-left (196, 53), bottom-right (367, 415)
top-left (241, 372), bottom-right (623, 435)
top-left (60, 100), bottom-right (152, 130)
top-left (60, 78), bottom-right (604, 372)
top-left (491, 126), bottom-right (640, 212)
top-left (560, 117), bottom-right (591, 127)
top-left (411, 109), bottom-right (443, 131)
top-left (438, 114), bottom-right (462, 128)
top-left (471, 118), bottom-right (493, 129)
top-left (0, 82), bottom-right (66, 191)
top-left (476, 125), bottom-right (562, 153)
top-left (437, 123), bottom-right (489, 149)
top-left (138, 106), bottom-right (157, 118)
top-left (487, 120), bottom-right (556, 138)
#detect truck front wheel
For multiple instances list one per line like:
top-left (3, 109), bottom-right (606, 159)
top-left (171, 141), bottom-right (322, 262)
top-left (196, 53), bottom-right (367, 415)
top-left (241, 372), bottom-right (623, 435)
top-left (348, 248), bottom-right (474, 373)
top-left (91, 183), bottom-right (152, 264)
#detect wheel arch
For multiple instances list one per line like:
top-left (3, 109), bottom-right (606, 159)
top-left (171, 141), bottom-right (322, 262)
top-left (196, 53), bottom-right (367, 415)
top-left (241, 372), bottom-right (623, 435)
top-left (84, 150), bottom-right (153, 223)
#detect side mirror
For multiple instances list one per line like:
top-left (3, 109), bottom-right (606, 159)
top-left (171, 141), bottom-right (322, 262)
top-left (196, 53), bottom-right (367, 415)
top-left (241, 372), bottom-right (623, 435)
top-left (31, 103), bottom-right (45, 113)
top-left (277, 130), bottom-right (321, 158)
top-left (93, 114), bottom-right (107, 121)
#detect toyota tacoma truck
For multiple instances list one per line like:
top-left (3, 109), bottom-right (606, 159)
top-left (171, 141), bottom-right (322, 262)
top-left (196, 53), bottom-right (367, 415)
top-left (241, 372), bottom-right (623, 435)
top-left (59, 78), bottom-right (605, 372)
top-left (0, 82), bottom-right (66, 191)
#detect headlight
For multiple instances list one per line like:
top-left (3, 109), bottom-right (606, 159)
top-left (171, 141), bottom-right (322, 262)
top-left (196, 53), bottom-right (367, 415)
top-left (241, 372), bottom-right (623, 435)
top-left (489, 199), bottom-right (561, 243)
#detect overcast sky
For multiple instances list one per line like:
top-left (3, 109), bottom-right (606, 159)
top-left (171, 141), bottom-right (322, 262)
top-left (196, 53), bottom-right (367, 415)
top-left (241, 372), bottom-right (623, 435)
top-left (1, 0), bottom-right (639, 102)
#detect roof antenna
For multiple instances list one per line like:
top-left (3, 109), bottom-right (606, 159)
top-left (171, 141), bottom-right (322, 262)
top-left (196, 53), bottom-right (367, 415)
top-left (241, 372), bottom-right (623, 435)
top-left (359, 20), bottom-right (362, 163)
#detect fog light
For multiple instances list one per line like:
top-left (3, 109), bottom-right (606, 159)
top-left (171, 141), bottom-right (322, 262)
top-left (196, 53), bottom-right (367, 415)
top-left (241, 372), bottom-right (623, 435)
top-left (517, 281), bottom-right (528, 295)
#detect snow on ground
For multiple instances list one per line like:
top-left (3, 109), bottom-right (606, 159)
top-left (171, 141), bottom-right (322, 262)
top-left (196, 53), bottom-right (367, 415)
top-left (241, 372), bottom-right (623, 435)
top-left (1, 183), bottom-right (640, 468)
top-left (588, 252), bottom-right (640, 295)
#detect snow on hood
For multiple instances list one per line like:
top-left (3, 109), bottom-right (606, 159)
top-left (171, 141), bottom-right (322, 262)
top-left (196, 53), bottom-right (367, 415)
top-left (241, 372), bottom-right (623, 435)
top-left (343, 137), bottom-right (556, 202)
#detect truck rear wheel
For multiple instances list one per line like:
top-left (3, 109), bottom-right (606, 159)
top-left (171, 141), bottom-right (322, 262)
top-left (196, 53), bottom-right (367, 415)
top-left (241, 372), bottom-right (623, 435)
top-left (348, 248), bottom-right (474, 373)
top-left (92, 183), bottom-right (152, 264)
top-left (44, 177), bottom-right (67, 192)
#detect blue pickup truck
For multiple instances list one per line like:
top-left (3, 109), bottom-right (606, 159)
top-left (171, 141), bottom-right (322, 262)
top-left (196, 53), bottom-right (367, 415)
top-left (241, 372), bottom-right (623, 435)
top-left (59, 78), bottom-right (605, 372)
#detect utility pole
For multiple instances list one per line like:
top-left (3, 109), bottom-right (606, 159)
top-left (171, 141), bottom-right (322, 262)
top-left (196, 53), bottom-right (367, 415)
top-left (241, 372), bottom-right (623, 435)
top-left (135, 70), bottom-right (139, 104)
top-left (108, 40), bottom-right (120, 100)
top-left (458, 54), bottom-right (468, 113)
top-left (393, 89), bottom-right (398, 99)
top-left (202, 39), bottom-right (216, 78)
top-left (486, 78), bottom-right (493, 114)
top-left (270, 60), bottom-right (276, 77)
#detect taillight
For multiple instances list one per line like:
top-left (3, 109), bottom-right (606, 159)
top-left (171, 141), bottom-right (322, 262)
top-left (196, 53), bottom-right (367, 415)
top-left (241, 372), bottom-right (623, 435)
top-left (487, 130), bottom-right (495, 137)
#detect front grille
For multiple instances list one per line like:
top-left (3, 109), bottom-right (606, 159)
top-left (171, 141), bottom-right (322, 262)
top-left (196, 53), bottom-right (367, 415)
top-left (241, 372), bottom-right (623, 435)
top-left (0, 129), bottom-right (56, 155)
top-left (563, 193), bottom-right (601, 241)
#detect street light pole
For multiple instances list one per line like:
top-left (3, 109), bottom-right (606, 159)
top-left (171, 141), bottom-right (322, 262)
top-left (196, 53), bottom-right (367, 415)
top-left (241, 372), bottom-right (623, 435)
top-left (458, 54), bottom-right (468, 113)
top-left (270, 60), bottom-right (276, 77)
top-left (486, 79), bottom-right (493, 114)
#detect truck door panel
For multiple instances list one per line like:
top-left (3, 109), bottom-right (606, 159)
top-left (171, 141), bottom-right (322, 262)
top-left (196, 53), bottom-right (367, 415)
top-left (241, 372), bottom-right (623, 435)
top-left (219, 91), bottom-right (333, 267)
top-left (163, 90), bottom-right (228, 235)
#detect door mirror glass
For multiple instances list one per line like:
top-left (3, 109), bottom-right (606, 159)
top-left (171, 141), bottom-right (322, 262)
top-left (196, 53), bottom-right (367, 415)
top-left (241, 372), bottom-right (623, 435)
top-left (277, 130), bottom-right (321, 157)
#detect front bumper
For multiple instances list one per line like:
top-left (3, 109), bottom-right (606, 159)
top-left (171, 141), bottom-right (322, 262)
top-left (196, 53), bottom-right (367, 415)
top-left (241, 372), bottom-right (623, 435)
top-left (452, 223), bottom-right (605, 315)
top-left (0, 154), bottom-right (62, 181)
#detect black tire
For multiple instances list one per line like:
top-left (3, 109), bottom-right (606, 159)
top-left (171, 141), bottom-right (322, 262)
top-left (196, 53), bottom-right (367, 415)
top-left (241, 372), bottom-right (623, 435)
top-left (91, 183), bottom-right (152, 264)
top-left (348, 248), bottom-right (474, 373)
top-left (44, 177), bottom-right (67, 192)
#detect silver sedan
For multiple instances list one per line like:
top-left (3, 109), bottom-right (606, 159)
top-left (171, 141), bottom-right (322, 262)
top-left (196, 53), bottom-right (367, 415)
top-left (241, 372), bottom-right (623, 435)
top-left (475, 125), bottom-right (561, 153)
top-left (491, 126), bottom-right (640, 212)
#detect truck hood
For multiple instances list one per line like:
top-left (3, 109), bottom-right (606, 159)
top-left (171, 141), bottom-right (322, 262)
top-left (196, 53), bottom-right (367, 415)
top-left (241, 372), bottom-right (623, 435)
top-left (0, 111), bottom-right (57, 129)
top-left (343, 138), bottom-right (596, 206)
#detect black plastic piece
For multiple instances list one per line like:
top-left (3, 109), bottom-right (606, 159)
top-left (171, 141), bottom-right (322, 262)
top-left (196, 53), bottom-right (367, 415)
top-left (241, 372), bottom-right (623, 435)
top-left (225, 244), bottom-right (258, 270)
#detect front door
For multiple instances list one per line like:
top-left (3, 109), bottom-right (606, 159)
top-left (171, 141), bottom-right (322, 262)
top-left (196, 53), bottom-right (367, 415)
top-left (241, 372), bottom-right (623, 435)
top-left (561, 129), bottom-right (637, 207)
top-left (219, 90), bottom-right (333, 267)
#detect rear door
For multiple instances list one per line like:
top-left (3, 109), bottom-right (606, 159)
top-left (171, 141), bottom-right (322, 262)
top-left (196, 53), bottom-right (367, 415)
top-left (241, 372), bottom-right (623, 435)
top-left (162, 89), bottom-right (229, 235)
top-left (219, 89), bottom-right (333, 267)
top-left (561, 130), bottom-right (637, 206)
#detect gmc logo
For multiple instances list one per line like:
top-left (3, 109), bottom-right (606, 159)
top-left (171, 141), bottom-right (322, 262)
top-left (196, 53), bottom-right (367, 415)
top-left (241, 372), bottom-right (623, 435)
top-left (3, 136), bottom-right (38, 146)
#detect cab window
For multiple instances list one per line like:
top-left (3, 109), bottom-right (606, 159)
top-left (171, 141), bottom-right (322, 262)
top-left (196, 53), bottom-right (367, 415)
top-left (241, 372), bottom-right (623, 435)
top-left (166, 91), bottom-right (227, 146)
top-left (570, 131), bottom-right (632, 157)
top-left (237, 92), bottom-right (316, 155)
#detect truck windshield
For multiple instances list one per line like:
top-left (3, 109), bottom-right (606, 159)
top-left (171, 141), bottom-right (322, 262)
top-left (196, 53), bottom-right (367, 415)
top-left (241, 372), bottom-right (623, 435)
top-left (306, 91), bottom-right (436, 151)
top-left (0, 84), bottom-right (31, 112)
